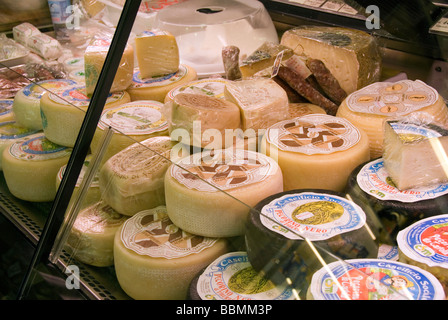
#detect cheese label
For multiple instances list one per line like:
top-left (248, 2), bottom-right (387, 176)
top-left (0, 100), bottom-right (13, 117)
top-left (22, 79), bottom-right (77, 100)
top-left (64, 57), bottom-right (84, 67)
top-left (356, 158), bottom-right (448, 203)
top-left (397, 214), bottom-right (448, 269)
top-left (166, 78), bottom-right (228, 101)
top-left (171, 149), bottom-right (277, 192)
top-left (97, 101), bottom-right (168, 135)
top-left (377, 244), bottom-right (399, 261)
top-left (388, 121), bottom-right (442, 142)
top-left (130, 65), bottom-right (188, 88)
top-left (260, 192), bottom-right (366, 241)
top-left (48, 85), bottom-right (125, 108)
top-left (9, 134), bottom-right (71, 161)
top-left (309, 259), bottom-right (445, 300)
top-left (85, 38), bottom-right (111, 53)
top-left (120, 208), bottom-right (218, 259)
top-left (0, 122), bottom-right (40, 140)
top-left (137, 30), bottom-right (170, 38)
top-left (346, 80), bottom-right (439, 116)
top-left (196, 251), bottom-right (295, 300)
top-left (265, 114), bottom-right (361, 154)
top-left (75, 202), bottom-right (127, 233)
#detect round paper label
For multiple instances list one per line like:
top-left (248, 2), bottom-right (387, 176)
top-left (130, 65), bottom-right (188, 88)
top-left (166, 78), bottom-right (228, 101)
top-left (9, 133), bottom-right (71, 161)
top-left (0, 122), bottom-right (40, 140)
top-left (22, 79), bottom-right (77, 100)
top-left (49, 85), bottom-right (124, 108)
top-left (0, 100), bottom-right (13, 117)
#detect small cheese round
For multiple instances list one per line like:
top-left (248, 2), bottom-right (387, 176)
top-left (99, 136), bottom-right (175, 216)
top-left (113, 206), bottom-right (229, 300)
top-left (40, 85), bottom-right (131, 147)
top-left (62, 56), bottom-right (85, 72)
top-left (307, 258), bottom-right (446, 300)
top-left (164, 77), bottom-right (229, 103)
top-left (0, 99), bottom-right (15, 123)
top-left (164, 149), bottom-right (283, 238)
top-left (2, 133), bottom-right (71, 202)
top-left (13, 79), bottom-right (78, 130)
top-left (336, 80), bottom-right (448, 159)
top-left (261, 114), bottom-right (370, 192)
top-left (90, 100), bottom-right (169, 164)
top-left (167, 93), bottom-right (241, 149)
top-left (66, 200), bottom-right (128, 267)
top-left (126, 65), bottom-right (198, 102)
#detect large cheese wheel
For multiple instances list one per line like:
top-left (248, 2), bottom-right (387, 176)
top-left (336, 80), bottom-right (448, 159)
top-left (40, 85), bottom-right (130, 147)
top-left (345, 158), bottom-right (448, 241)
top-left (99, 136), bottom-right (175, 216)
top-left (90, 100), bottom-right (169, 164)
top-left (261, 114), bottom-right (370, 192)
top-left (397, 214), bottom-right (448, 294)
top-left (164, 77), bottom-right (229, 103)
top-left (66, 200), bottom-right (128, 267)
top-left (0, 99), bottom-right (15, 123)
top-left (307, 258), bottom-right (446, 300)
top-left (126, 65), bottom-right (197, 102)
top-left (167, 93), bottom-right (241, 149)
top-left (280, 25), bottom-right (381, 95)
top-left (2, 133), bottom-right (71, 202)
top-left (113, 206), bottom-right (229, 300)
top-left (13, 79), bottom-right (78, 130)
top-left (164, 149), bottom-right (283, 238)
top-left (245, 189), bottom-right (379, 299)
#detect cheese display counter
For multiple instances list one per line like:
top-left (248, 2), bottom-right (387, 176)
top-left (0, 0), bottom-right (448, 302)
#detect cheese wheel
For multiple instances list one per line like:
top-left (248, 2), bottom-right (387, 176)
top-left (99, 136), bottom-right (175, 216)
top-left (345, 158), bottom-right (448, 241)
top-left (397, 214), bottom-right (448, 294)
top-left (126, 65), bottom-right (197, 102)
top-left (245, 189), bottom-right (379, 299)
top-left (40, 85), bottom-right (130, 147)
top-left (224, 78), bottom-right (289, 132)
top-left (135, 30), bottom-right (180, 79)
top-left (84, 38), bottom-right (134, 95)
top-left (336, 80), bottom-right (448, 159)
top-left (280, 25), bottom-right (381, 95)
top-left (188, 251), bottom-right (297, 300)
top-left (287, 103), bottom-right (326, 119)
top-left (66, 200), bottom-right (128, 267)
top-left (164, 77), bottom-right (229, 103)
top-left (2, 133), bottom-right (71, 202)
top-left (307, 258), bottom-right (446, 300)
top-left (56, 154), bottom-right (100, 208)
top-left (0, 99), bottom-right (15, 123)
top-left (164, 149), bottom-right (283, 238)
top-left (62, 56), bottom-right (85, 73)
top-left (113, 206), bottom-right (229, 300)
top-left (261, 114), bottom-right (370, 192)
top-left (90, 100), bottom-right (169, 164)
top-left (167, 93), bottom-right (241, 149)
top-left (13, 79), bottom-right (78, 130)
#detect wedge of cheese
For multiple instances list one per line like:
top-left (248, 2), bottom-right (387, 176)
top-left (280, 25), bottom-right (381, 95)
top-left (135, 30), bottom-right (180, 79)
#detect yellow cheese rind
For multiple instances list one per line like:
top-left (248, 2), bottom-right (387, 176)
top-left (287, 103), bottom-right (326, 119)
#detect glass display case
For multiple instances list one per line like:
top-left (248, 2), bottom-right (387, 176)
top-left (0, 0), bottom-right (447, 305)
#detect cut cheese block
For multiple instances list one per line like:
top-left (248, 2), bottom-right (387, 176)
top-left (126, 65), bottom-right (197, 102)
top-left (336, 80), bottom-right (448, 159)
top-left (383, 119), bottom-right (448, 190)
top-left (164, 77), bottom-right (229, 103)
top-left (0, 100), bottom-right (15, 123)
top-left (40, 85), bottom-right (130, 147)
top-left (224, 78), bottom-right (289, 132)
top-left (397, 214), bottom-right (448, 294)
top-left (113, 206), bottom-right (228, 300)
top-left (287, 103), bottom-right (326, 119)
top-left (2, 133), bottom-right (71, 202)
top-left (280, 25), bottom-right (381, 95)
top-left (0, 121), bottom-right (41, 171)
top-left (167, 93), bottom-right (241, 149)
top-left (261, 114), bottom-right (370, 192)
top-left (134, 30), bottom-right (180, 79)
top-left (239, 41), bottom-right (294, 79)
top-left (90, 100), bottom-right (169, 164)
top-left (66, 200), bottom-right (128, 267)
top-left (13, 79), bottom-right (78, 130)
top-left (99, 136), bottom-right (174, 216)
top-left (307, 258), bottom-right (446, 300)
top-left (164, 149), bottom-right (283, 238)
top-left (345, 158), bottom-right (448, 240)
top-left (56, 154), bottom-right (100, 208)
top-left (245, 189), bottom-right (379, 299)
top-left (84, 38), bottom-right (134, 96)
top-left (189, 251), bottom-right (297, 300)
